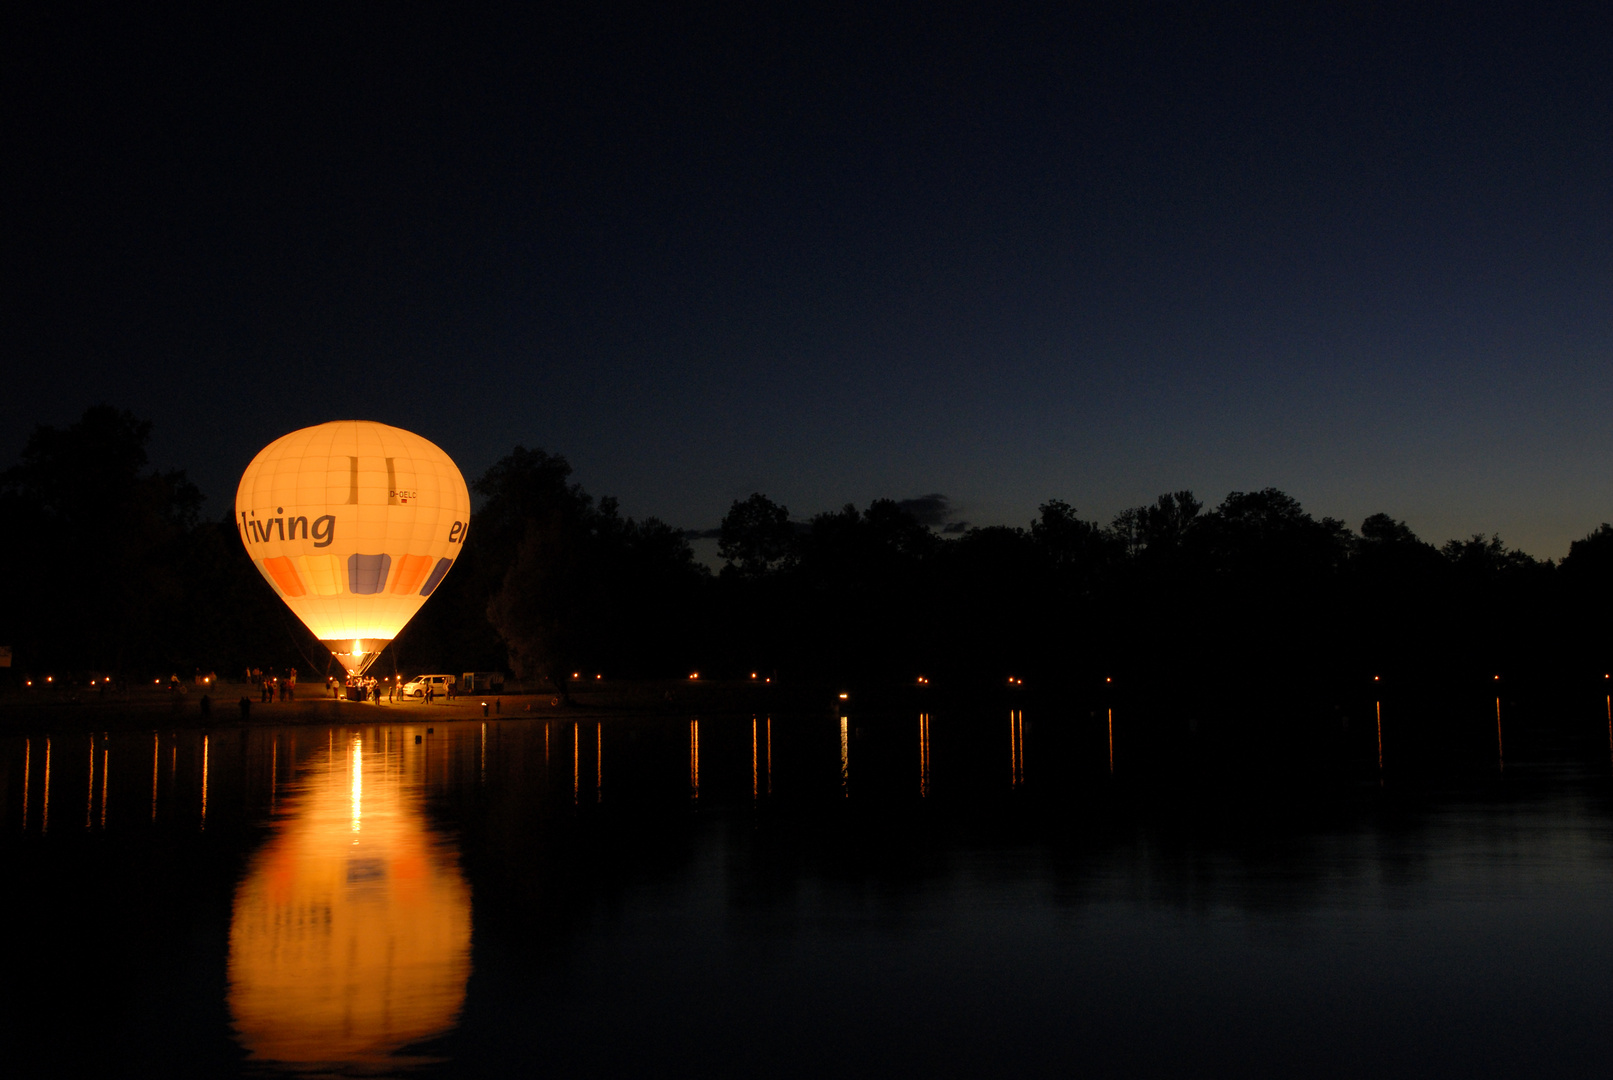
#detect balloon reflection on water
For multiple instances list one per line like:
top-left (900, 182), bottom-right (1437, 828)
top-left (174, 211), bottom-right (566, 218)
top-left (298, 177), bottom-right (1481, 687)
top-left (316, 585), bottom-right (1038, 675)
top-left (228, 730), bottom-right (471, 1066)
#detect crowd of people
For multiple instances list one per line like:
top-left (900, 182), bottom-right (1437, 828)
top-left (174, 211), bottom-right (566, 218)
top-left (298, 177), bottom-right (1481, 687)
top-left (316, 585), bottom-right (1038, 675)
top-left (176, 666), bottom-right (467, 708)
top-left (333, 674), bottom-right (425, 703)
top-left (342, 675), bottom-right (384, 702)
top-left (247, 666), bottom-right (296, 702)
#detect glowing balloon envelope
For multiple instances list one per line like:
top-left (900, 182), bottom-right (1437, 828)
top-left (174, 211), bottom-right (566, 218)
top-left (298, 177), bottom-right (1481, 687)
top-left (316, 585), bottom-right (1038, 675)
top-left (235, 421), bottom-right (471, 675)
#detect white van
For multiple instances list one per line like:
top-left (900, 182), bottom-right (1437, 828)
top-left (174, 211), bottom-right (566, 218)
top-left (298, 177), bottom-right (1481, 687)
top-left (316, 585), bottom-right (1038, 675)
top-left (402, 674), bottom-right (456, 699)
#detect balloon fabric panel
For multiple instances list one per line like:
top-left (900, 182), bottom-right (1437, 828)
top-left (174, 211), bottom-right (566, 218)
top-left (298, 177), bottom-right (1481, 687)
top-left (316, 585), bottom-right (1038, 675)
top-left (263, 557), bottom-right (306, 597)
top-left (296, 554), bottom-right (345, 597)
top-left (348, 554), bottom-right (393, 595)
top-left (390, 554), bottom-right (435, 595)
top-left (419, 558), bottom-right (453, 597)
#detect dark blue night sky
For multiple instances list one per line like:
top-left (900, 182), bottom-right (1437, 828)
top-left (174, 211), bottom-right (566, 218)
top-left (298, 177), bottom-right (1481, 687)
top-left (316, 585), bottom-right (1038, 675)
top-left (7, 5), bottom-right (1610, 556)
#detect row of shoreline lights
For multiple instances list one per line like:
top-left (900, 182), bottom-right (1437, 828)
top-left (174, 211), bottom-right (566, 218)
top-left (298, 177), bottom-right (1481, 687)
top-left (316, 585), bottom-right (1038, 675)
top-left (687, 673), bottom-right (779, 683)
top-left (690, 674), bottom-right (1610, 685)
top-left (21, 671), bottom-right (1607, 689)
top-left (20, 674), bottom-right (244, 688)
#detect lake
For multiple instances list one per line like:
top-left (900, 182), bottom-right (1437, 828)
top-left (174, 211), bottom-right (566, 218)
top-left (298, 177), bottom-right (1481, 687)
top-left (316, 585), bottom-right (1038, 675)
top-left (5, 700), bottom-right (1613, 1078)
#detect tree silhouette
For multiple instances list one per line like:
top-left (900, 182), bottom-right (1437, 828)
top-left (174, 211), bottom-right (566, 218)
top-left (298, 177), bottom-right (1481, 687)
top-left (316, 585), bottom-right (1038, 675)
top-left (0, 406), bottom-right (204, 676)
top-left (7, 409), bottom-right (1606, 703)
top-left (478, 447), bottom-right (707, 698)
top-left (1032, 500), bottom-right (1118, 583)
top-left (718, 493), bottom-right (796, 577)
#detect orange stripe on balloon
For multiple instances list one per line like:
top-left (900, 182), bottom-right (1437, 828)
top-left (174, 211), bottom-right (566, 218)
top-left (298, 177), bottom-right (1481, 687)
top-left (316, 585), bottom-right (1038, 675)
top-left (389, 553), bottom-right (435, 595)
top-left (261, 556), bottom-right (306, 597)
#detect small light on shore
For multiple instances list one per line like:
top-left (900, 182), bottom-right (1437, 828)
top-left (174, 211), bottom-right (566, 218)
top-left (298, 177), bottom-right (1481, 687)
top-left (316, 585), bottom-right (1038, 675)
top-left (839, 693), bottom-right (848, 700)
top-left (689, 672), bottom-right (699, 680)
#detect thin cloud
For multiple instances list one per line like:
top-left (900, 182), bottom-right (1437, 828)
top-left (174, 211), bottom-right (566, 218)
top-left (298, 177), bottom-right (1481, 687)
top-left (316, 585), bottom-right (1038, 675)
top-left (896, 493), bottom-right (952, 528)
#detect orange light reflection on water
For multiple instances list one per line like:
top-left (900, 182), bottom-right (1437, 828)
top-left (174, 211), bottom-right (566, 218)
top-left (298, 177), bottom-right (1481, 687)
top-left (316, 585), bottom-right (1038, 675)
top-left (1107, 708), bottom-right (1114, 775)
top-left (839, 716), bottom-right (849, 797)
top-left (228, 726), bottom-right (471, 1068)
top-left (919, 713), bottom-right (930, 798)
top-left (1376, 700), bottom-right (1384, 774)
top-left (1495, 697), bottom-right (1504, 771)
top-left (690, 720), bottom-right (700, 801)
top-left (351, 736), bottom-right (362, 833)
top-left (1009, 710), bottom-right (1024, 787)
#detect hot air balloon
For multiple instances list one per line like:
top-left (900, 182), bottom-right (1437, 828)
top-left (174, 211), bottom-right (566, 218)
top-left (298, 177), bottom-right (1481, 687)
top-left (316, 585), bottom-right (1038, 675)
top-left (235, 421), bottom-right (470, 676)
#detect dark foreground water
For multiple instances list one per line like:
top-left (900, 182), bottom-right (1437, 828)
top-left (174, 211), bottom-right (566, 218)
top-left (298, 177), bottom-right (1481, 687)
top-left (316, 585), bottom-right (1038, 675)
top-left (5, 703), bottom-right (1613, 1078)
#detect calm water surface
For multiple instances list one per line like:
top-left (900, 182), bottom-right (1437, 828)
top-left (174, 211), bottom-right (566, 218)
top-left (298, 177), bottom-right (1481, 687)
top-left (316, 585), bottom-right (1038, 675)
top-left (5, 705), bottom-right (1613, 1077)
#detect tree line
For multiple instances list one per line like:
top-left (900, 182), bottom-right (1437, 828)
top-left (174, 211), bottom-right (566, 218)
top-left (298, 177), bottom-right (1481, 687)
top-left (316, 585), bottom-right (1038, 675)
top-left (3, 408), bottom-right (1610, 705)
